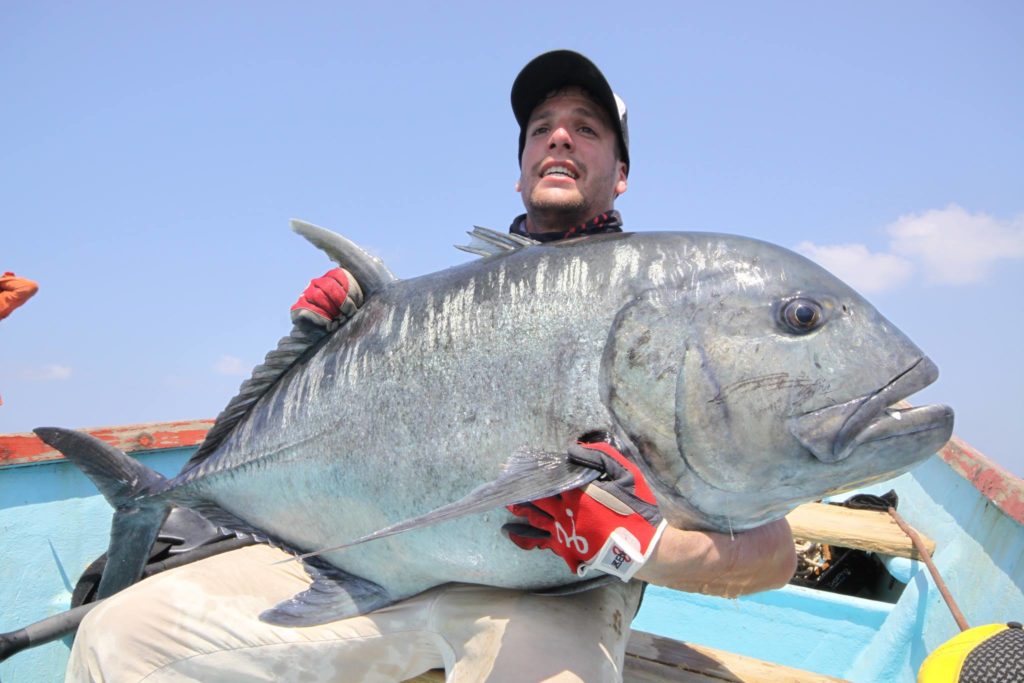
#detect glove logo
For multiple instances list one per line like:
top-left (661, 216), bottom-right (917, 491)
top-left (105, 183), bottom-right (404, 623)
top-left (554, 508), bottom-right (589, 555)
top-left (610, 544), bottom-right (633, 570)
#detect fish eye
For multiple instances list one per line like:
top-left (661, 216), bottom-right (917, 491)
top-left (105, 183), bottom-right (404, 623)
top-left (781, 298), bottom-right (824, 334)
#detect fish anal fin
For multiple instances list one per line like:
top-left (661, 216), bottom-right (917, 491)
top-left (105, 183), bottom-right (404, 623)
top-left (260, 558), bottom-right (393, 626)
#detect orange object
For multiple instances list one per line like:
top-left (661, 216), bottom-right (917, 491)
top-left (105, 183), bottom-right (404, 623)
top-left (0, 272), bottom-right (39, 320)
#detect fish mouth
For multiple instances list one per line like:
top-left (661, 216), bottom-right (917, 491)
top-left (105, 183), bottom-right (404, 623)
top-left (787, 357), bottom-right (954, 463)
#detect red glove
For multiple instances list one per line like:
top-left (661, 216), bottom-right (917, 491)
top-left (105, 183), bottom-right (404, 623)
top-left (505, 441), bottom-right (667, 581)
top-left (290, 268), bottom-right (362, 331)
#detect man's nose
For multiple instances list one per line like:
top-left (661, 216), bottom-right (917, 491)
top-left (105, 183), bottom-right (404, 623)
top-left (548, 126), bottom-right (573, 150)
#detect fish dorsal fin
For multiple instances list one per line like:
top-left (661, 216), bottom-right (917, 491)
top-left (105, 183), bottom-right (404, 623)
top-left (182, 324), bottom-right (326, 470)
top-left (183, 222), bottom-right (397, 472)
top-left (291, 219), bottom-right (397, 297)
top-left (455, 226), bottom-right (537, 258)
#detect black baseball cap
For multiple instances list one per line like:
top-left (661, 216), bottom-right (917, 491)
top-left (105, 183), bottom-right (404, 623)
top-left (511, 50), bottom-right (629, 171)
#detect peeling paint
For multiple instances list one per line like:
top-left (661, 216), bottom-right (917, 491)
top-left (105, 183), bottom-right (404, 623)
top-left (0, 420), bottom-right (214, 468)
top-left (938, 435), bottom-right (1024, 525)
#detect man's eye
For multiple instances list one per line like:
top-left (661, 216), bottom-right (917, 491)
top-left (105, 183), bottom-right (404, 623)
top-left (579, 126), bottom-right (596, 135)
top-left (531, 126), bottom-right (549, 136)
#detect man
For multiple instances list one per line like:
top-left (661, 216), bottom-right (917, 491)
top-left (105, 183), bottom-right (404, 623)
top-left (67, 51), bottom-right (795, 682)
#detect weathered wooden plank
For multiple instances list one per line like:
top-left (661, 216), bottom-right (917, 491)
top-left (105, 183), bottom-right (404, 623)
top-left (402, 630), bottom-right (848, 682)
top-left (625, 631), bottom-right (848, 682)
top-left (786, 501), bottom-right (935, 559)
top-left (623, 656), bottom-right (718, 683)
top-left (0, 419), bottom-right (214, 468)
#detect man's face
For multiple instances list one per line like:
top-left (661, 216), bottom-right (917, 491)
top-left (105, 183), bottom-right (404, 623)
top-left (517, 87), bottom-right (628, 231)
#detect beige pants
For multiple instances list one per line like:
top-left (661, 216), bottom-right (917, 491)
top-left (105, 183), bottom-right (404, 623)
top-left (66, 545), bottom-right (643, 683)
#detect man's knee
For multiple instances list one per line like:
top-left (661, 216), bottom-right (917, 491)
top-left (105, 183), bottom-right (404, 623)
top-left (66, 598), bottom-right (159, 683)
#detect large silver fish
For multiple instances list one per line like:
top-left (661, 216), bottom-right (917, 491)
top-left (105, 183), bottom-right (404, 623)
top-left (36, 224), bottom-right (953, 626)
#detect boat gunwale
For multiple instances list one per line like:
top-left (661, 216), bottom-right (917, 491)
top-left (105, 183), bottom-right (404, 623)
top-left (0, 419), bottom-right (213, 468)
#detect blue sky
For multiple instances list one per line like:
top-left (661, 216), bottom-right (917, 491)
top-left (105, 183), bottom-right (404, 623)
top-left (2, 3), bottom-right (1022, 477)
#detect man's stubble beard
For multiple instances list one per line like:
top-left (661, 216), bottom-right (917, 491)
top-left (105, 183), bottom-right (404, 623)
top-left (526, 191), bottom-right (592, 232)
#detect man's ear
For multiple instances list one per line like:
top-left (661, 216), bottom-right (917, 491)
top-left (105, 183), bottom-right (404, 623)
top-left (615, 162), bottom-right (628, 197)
top-left (515, 179), bottom-right (522, 192)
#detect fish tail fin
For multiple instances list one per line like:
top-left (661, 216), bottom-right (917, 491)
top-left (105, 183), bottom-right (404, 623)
top-left (33, 427), bottom-right (171, 598)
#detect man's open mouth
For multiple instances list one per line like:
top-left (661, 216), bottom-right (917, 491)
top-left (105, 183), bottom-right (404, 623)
top-left (540, 163), bottom-right (579, 179)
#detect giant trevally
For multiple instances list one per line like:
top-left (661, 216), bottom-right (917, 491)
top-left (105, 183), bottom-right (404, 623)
top-left (36, 223), bottom-right (954, 627)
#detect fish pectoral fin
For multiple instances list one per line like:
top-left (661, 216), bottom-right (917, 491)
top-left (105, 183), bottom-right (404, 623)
top-left (290, 449), bottom-right (600, 561)
top-left (260, 557), bottom-right (393, 626)
top-left (496, 447), bottom-right (602, 503)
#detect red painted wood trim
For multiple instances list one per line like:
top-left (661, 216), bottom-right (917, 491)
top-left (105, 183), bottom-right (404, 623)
top-left (0, 419), bottom-right (214, 468)
top-left (937, 435), bottom-right (1024, 526)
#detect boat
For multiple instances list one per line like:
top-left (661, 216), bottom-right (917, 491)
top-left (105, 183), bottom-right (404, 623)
top-left (1, 420), bottom-right (1022, 682)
